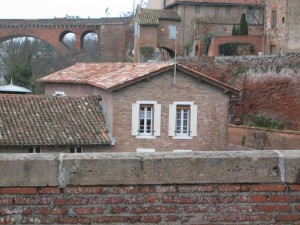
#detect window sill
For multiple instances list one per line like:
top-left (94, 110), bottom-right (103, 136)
top-left (172, 136), bottom-right (193, 140)
top-left (135, 135), bottom-right (157, 139)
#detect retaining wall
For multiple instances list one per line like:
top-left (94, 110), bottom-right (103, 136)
top-left (229, 125), bottom-right (300, 150)
top-left (0, 151), bottom-right (299, 224)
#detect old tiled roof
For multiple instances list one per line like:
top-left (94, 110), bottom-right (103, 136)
top-left (38, 62), bottom-right (240, 95)
top-left (136, 8), bottom-right (181, 25)
top-left (168, 0), bottom-right (264, 6)
top-left (38, 62), bottom-right (174, 91)
top-left (0, 95), bottom-right (112, 146)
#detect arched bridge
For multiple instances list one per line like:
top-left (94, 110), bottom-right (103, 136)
top-left (0, 17), bottom-right (133, 60)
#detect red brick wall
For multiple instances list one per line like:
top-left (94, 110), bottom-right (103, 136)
top-left (229, 125), bottom-right (300, 150)
top-left (1, 184), bottom-right (299, 224)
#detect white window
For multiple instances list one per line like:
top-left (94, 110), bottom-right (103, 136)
top-left (29, 147), bottom-right (41, 153)
top-left (168, 102), bottom-right (197, 139)
top-left (132, 101), bottom-right (161, 138)
top-left (70, 147), bottom-right (83, 153)
top-left (168, 25), bottom-right (177, 40)
top-left (53, 91), bottom-right (65, 97)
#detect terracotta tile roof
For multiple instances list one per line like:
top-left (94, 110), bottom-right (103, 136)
top-left (38, 62), bottom-right (174, 91)
top-left (38, 62), bottom-right (240, 95)
top-left (0, 95), bottom-right (112, 146)
top-left (136, 8), bottom-right (181, 25)
top-left (169, 0), bottom-right (264, 6)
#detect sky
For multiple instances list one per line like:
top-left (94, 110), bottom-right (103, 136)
top-left (0, 0), bottom-right (145, 19)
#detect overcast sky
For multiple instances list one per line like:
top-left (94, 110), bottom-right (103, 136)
top-left (0, 0), bottom-right (144, 19)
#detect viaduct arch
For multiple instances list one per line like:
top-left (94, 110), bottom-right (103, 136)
top-left (0, 17), bottom-right (133, 60)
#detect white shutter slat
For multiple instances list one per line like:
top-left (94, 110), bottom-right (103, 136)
top-left (190, 104), bottom-right (198, 137)
top-left (131, 103), bottom-right (139, 136)
top-left (153, 104), bottom-right (161, 136)
top-left (168, 104), bottom-right (176, 136)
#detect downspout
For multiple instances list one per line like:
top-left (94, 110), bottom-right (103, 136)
top-left (263, 0), bottom-right (267, 55)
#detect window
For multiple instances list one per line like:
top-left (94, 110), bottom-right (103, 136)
top-left (226, 7), bottom-right (231, 15)
top-left (168, 25), bottom-right (176, 40)
top-left (195, 6), bottom-right (200, 15)
top-left (29, 147), bottom-right (41, 153)
top-left (271, 10), bottom-right (277, 28)
top-left (215, 7), bottom-right (219, 16)
top-left (132, 101), bottom-right (161, 138)
top-left (168, 102), bottom-right (197, 139)
top-left (70, 147), bottom-right (82, 153)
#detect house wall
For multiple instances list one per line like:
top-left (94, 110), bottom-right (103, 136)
top-left (265, 0), bottom-right (300, 54)
top-left (0, 146), bottom-right (112, 154)
top-left (0, 152), bottom-right (299, 224)
top-left (110, 70), bottom-right (229, 152)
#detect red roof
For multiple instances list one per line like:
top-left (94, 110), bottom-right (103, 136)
top-left (170, 0), bottom-right (264, 5)
top-left (38, 62), bottom-right (240, 95)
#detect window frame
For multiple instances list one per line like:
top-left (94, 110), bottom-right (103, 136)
top-left (70, 146), bottom-right (83, 153)
top-left (195, 6), bottom-right (200, 15)
top-left (271, 10), bottom-right (277, 28)
top-left (29, 147), bottom-right (41, 153)
top-left (132, 101), bottom-right (161, 139)
top-left (168, 101), bottom-right (197, 139)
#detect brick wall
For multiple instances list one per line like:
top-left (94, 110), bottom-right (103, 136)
top-left (1, 184), bottom-right (299, 224)
top-left (111, 70), bottom-right (229, 152)
top-left (0, 151), bottom-right (299, 224)
top-left (229, 125), bottom-right (300, 150)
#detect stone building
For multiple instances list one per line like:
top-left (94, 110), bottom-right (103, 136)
top-left (38, 62), bottom-right (240, 152)
top-left (265, 0), bottom-right (300, 54)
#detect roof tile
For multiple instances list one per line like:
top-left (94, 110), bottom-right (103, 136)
top-left (0, 95), bottom-right (112, 146)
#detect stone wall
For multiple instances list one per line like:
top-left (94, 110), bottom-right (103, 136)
top-left (0, 151), bottom-right (299, 224)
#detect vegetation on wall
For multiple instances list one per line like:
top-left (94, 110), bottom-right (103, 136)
top-left (245, 114), bottom-right (285, 130)
top-left (203, 33), bottom-right (212, 56)
top-left (239, 13), bottom-right (249, 35)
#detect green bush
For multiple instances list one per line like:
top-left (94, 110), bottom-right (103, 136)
top-left (247, 115), bottom-right (285, 130)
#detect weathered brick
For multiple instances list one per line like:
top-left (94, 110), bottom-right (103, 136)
top-left (105, 197), bottom-right (124, 204)
top-left (38, 187), bottom-right (61, 194)
top-left (218, 184), bottom-right (240, 192)
top-left (64, 186), bottom-right (102, 194)
top-left (15, 197), bottom-right (51, 205)
top-left (0, 198), bottom-right (13, 206)
top-left (275, 214), bottom-right (300, 222)
top-left (58, 217), bottom-right (91, 224)
top-left (178, 185), bottom-right (214, 192)
top-left (141, 215), bottom-right (161, 223)
top-left (74, 207), bottom-right (105, 215)
top-left (250, 195), bottom-right (268, 203)
top-left (0, 188), bottom-right (37, 195)
top-left (251, 184), bottom-right (287, 192)
top-left (258, 204), bottom-right (292, 212)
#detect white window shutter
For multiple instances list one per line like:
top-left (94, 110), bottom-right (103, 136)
top-left (168, 104), bottom-right (176, 136)
top-left (153, 104), bottom-right (161, 136)
top-left (131, 103), bottom-right (139, 136)
top-left (190, 104), bottom-right (198, 137)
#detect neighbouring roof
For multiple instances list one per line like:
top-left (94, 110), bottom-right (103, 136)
top-left (167, 0), bottom-right (264, 6)
top-left (38, 62), bottom-right (240, 95)
top-left (0, 95), bottom-right (112, 146)
top-left (0, 83), bottom-right (32, 94)
top-left (136, 8), bottom-right (181, 25)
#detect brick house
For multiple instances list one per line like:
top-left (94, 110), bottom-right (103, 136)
top-left (135, 0), bottom-right (265, 60)
top-left (265, 0), bottom-right (300, 54)
top-left (38, 62), bottom-right (240, 152)
top-left (0, 95), bottom-right (114, 153)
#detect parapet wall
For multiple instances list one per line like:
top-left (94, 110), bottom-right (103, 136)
top-left (0, 151), bottom-right (299, 224)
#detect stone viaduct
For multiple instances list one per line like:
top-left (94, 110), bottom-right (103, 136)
top-left (0, 17), bottom-right (133, 61)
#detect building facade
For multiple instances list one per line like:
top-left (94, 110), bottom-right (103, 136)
top-left (39, 62), bottom-right (240, 152)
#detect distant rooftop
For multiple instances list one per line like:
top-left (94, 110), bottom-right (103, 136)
top-left (0, 83), bottom-right (32, 94)
top-left (136, 8), bottom-right (181, 26)
top-left (166, 0), bottom-right (264, 6)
